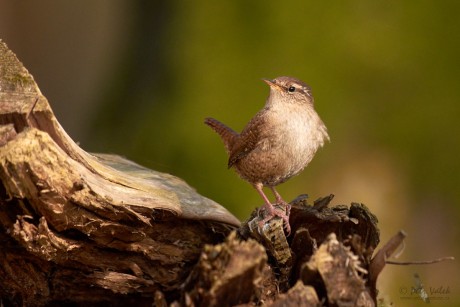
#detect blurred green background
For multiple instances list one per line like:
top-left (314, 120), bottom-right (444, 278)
top-left (1, 1), bottom-right (459, 304)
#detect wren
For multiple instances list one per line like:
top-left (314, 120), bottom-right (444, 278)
top-left (205, 76), bottom-right (329, 234)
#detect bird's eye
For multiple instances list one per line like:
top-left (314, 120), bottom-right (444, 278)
top-left (288, 86), bottom-right (296, 93)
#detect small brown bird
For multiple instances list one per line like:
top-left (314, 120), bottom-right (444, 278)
top-left (205, 76), bottom-right (329, 233)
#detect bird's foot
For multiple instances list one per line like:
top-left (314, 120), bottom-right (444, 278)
top-left (258, 203), bottom-right (291, 235)
top-left (272, 190), bottom-right (291, 217)
top-left (276, 199), bottom-right (291, 217)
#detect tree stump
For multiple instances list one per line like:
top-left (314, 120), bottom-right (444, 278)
top-left (0, 40), bottom-right (398, 306)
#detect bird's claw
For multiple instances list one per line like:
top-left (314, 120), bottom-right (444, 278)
top-left (258, 204), bottom-right (291, 236)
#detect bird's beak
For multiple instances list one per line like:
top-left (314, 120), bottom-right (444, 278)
top-left (263, 79), bottom-right (282, 91)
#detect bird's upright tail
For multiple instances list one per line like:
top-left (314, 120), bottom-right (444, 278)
top-left (204, 117), bottom-right (238, 154)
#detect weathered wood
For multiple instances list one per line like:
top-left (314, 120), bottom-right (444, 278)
top-left (181, 232), bottom-right (269, 306)
top-left (238, 195), bottom-right (380, 306)
top-left (302, 233), bottom-right (373, 306)
top-left (0, 39), bottom-right (239, 305)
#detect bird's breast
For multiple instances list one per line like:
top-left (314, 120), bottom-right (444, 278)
top-left (268, 109), bottom-right (318, 171)
top-left (235, 105), bottom-right (327, 186)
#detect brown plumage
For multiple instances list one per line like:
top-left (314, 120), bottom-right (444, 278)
top-left (205, 76), bottom-right (329, 234)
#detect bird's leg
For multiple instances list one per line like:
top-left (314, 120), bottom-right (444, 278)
top-left (253, 183), bottom-right (291, 234)
top-left (270, 187), bottom-right (291, 216)
top-left (253, 183), bottom-right (276, 216)
top-left (269, 187), bottom-right (291, 234)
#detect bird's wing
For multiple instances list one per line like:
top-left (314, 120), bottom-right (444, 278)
top-left (227, 114), bottom-right (265, 168)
